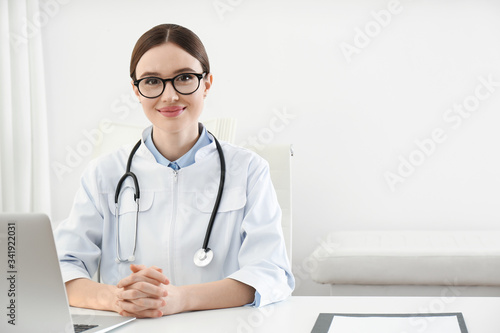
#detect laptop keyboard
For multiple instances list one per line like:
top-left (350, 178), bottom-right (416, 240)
top-left (74, 324), bottom-right (99, 332)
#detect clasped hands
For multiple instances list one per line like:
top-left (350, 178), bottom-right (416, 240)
top-left (115, 264), bottom-right (180, 318)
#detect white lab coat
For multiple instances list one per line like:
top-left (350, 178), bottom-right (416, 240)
top-left (54, 127), bottom-right (294, 307)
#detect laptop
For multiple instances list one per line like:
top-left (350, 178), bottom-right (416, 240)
top-left (0, 213), bottom-right (135, 332)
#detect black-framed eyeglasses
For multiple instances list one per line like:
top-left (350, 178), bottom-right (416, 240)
top-left (134, 72), bottom-right (206, 98)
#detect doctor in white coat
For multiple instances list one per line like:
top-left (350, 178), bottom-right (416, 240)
top-left (54, 23), bottom-right (294, 318)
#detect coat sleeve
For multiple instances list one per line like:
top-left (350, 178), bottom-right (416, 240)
top-left (54, 161), bottom-right (104, 283)
top-left (227, 155), bottom-right (295, 307)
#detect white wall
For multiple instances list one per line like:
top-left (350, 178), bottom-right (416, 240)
top-left (42, 0), bottom-right (500, 296)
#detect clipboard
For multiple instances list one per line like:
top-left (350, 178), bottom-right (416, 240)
top-left (311, 312), bottom-right (468, 333)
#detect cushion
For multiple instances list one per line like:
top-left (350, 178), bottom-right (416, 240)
top-left (310, 231), bottom-right (500, 286)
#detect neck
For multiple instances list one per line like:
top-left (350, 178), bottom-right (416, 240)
top-left (152, 124), bottom-right (200, 162)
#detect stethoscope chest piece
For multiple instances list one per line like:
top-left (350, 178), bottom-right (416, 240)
top-left (194, 248), bottom-right (213, 267)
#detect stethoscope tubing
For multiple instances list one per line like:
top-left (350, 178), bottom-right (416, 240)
top-left (201, 136), bottom-right (226, 252)
top-left (114, 132), bottom-right (225, 266)
top-left (115, 140), bottom-right (142, 203)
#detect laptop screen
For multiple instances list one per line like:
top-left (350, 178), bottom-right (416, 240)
top-left (0, 214), bottom-right (134, 333)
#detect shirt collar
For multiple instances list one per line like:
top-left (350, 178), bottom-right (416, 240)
top-left (143, 123), bottom-right (213, 169)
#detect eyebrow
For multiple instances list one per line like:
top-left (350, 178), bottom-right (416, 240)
top-left (138, 67), bottom-right (198, 79)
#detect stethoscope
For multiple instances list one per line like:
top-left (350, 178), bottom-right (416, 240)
top-left (114, 133), bottom-right (225, 267)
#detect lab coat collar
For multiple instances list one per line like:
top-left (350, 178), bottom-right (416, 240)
top-left (138, 125), bottom-right (218, 164)
top-left (195, 129), bottom-right (217, 162)
top-left (135, 126), bottom-right (156, 162)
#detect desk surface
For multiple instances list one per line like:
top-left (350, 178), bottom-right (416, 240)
top-left (71, 296), bottom-right (500, 332)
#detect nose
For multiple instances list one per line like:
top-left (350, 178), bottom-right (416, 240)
top-left (160, 81), bottom-right (179, 102)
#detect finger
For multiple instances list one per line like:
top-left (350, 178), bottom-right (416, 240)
top-left (117, 301), bottom-right (163, 318)
top-left (130, 264), bottom-right (163, 274)
top-left (118, 300), bottom-right (164, 317)
top-left (129, 264), bottom-right (146, 273)
top-left (119, 308), bottom-right (163, 319)
top-left (117, 299), bottom-right (147, 314)
top-left (118, 309), bottom-right (136, 317)
top-left (150, 265), bottom-right (163, 273)
top-left (130, 266), bottom-right (168, 284)
top-left (117, 297), bottom-right (165, 311)
top-left (129, 296), bottom-right (166, 309)
top-left (116, 288), bottom-right (148, 300)
top-left (118, 275), bottom-right (167, 290)
top-left (122, 274), bottom-right (163, 288)
top-left (117, 269), bottom-right (169, 288)
top-left (118, 284), bottom-right (168, 300)
top-left (130, 264), bottom-right (162, 273)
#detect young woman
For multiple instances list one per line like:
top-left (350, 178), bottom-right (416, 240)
top-left (54, 24), bottom-right (294, 318)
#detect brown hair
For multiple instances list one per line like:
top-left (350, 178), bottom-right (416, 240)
top-left (129, 24), bottom-right (210, 81)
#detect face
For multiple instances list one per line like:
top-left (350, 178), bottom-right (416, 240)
top-left (132, 42), bottom-right (212, 137)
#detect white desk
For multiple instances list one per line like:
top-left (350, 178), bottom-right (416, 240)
top-left (71, 296), bottom-right (500, 332)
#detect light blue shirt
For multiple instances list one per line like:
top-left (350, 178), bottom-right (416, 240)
top-left (144, 123), bottom-right (212, 170)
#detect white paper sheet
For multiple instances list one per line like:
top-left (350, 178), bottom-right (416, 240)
top-left (328, 315), bottom-right (462, 333)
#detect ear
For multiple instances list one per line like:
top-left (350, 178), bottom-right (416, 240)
top-left (203, 73), bottom-right (213, 98)
top-left (131, 80), bottom-right (141, 102)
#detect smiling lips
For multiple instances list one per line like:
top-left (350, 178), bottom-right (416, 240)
top-left (157, 106), bottom-right (186, 117)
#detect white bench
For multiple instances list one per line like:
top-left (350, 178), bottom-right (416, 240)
top-left (310, 230), bottom-right (500, 296)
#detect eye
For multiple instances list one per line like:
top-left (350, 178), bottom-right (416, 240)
top-left (144, 77), bottom-right (162, 86)
top-left (175, 74), bottom-right (195, 84)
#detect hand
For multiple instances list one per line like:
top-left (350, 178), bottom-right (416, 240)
top-left (115, 264), bottom-right (169, 318)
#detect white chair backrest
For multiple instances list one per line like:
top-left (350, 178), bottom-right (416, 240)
top-left (92, 122), bottom-right (144, 159)
top-left (203, 117), bottom-right (237, 143)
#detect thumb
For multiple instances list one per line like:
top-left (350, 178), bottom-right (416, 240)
top-left (130, 264), bottom-right (146, 273)
top-left (150, 265), bottom-right (163, 273)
